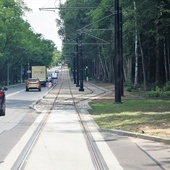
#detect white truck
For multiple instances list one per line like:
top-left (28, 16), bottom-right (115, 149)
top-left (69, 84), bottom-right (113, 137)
top-left (31, 66), bottom-right (47, 87)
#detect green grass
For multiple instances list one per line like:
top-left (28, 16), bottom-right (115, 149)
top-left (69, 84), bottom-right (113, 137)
top-left (88, 100), bottom-right (170, 135)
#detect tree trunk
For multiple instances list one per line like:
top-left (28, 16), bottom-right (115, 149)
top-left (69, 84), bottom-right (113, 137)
top-left (98, 45), bottom-right (106, 82)
top-left (155, 29), bottom-right (160, 83)
top-left (133, 0), bottom-right (138, 88)
top-left (164, 41), bottom-right (168, 82)
top-left (167, 33), bottom-right (170, 81)
top-left (126, 57), bottom-right (132, 84)
top-left (102, 50), bottom-right (110, 82)
top-left (103, 57), bottom-right (109, 82)
top-left (139, 34), bottom-right (147, 90)
top-left (109, 59), bottom-right (114, 83)
top-left (123, 60), bottom-right (127, 82)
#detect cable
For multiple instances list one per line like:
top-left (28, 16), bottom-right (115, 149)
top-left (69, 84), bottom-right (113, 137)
top-left (42, 0), bottom-right (51, 8)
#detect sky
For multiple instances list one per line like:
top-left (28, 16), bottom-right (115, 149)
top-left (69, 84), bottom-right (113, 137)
top-left (23, 0), bottom-right (64, 51)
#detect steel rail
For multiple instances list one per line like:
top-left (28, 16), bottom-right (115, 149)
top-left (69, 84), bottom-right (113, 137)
top-left (13, 81), bottom-right (64, 170)
top-left (67, 81), bottom-right (108, 169)
top-left (13, 67), bottom-right (109, 170)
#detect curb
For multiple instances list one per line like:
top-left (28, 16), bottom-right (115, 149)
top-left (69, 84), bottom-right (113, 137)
top-left (29, 82), bottom-right (58, 112)
top-left (101, 129), bottom-right (170, 145)
top-left (82, 108), bottom-right (170, 145)
top-left (83, 82), bottom-right (170, 145)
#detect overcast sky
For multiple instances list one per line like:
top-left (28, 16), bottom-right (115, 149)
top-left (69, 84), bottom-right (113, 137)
top-left (23, 0), bottom-right (63, 51)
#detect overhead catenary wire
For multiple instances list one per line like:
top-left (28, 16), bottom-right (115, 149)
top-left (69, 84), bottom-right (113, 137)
top-left (82, 31), bottom-right (110, 44)
top-left (77, 14), bottom-right (114, 31)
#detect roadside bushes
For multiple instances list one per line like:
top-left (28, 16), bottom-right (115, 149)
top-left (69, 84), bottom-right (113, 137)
top-left (148, 82), bottom-right (170, 97)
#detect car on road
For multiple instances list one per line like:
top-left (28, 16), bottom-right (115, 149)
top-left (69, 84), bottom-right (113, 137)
top-left (26, 78), bottom-right (41, 91)
top-left (55, 70), bottom-right (60, 74)
top-left (46, 76), bottom-right (52, 82)
top-left (0, 86), bottom-right (8, 116)
top-left (51, 72), bottom-right (58, 79)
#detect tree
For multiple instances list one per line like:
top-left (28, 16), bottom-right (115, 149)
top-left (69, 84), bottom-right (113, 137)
top-left (58, 0), bottom-right (170, 88)
top-left (0, 0), bottom-right (57, 84)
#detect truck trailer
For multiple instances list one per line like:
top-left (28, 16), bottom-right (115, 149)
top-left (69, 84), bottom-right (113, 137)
top-left (31, 66), bottom-right (47, 87)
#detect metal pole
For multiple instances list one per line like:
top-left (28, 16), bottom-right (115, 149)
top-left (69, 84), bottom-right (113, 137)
top-left (76, 38), bottom-right (80, 87)
top-left (79, 31), bottom-right (84, 91)
top-left (74, 55), bottom-right (77, 84)
top-left (119, 7), bottom-right (124, 97)
top-left (114, 0), bottom-right (121, 103)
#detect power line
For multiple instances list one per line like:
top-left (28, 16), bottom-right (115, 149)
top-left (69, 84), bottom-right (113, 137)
top-left (39, 7), bottom-right (98, 11)
top-left (78, 14), bottom-right (114, 31)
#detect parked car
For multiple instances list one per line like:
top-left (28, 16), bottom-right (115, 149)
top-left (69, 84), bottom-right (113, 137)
top-left (0, 86), bottom-right (8, 116)
top-left (26, 78), bottom-right (41, 91)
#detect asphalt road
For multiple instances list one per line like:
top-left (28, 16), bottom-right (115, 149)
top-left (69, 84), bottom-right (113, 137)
top-left (0, 83), bottom-right (49, 163)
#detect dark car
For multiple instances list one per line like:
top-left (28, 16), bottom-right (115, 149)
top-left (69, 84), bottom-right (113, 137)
top-left (26, 78), bottom-right (41, 91)
top-left (46, 76), bottom-right (52, 82)
top-left (0, 86), bottom-right (8, 116)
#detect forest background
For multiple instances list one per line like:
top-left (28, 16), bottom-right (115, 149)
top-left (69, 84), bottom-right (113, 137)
top-left (58, 0), bottom-right (170, 93)
top-left (0, 0), bottom-right (61, 85)
top-left (0, 0), bottom-right (170, 93)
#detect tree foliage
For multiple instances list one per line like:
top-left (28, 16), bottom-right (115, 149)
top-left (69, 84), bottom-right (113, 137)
top-left (0, 0), bottom-right (58, 85)
top-left (58, 0), bottom-right (170, 89)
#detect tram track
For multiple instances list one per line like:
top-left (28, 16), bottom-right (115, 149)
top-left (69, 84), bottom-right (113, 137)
top-left (68, 82), bottom-right (107, 170)
top-left (11, 81), bottom-right (64, 170)
top-left (12, 67), bottom-right (110, 170)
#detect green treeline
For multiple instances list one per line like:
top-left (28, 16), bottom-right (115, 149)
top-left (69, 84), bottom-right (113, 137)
top-left (58, 0), bottom-right (170, 90)
top-left (0, 0), bottom-right (59, 85)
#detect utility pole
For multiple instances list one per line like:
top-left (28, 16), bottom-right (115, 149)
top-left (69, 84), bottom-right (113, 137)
top-left (73, 51), bottom-right (76, 84)
top-left (79, 30), bottom-right (84, 91)
top-left (119, 7), bottom-right (124, 97)
top-left (76, 38), bottom-right (79, 87)
top-left (114, 0), bottom-right (121, 103)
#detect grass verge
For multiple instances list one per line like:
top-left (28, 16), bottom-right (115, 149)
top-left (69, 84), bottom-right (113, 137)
top-left (88, 99), bottom-right (170, 138)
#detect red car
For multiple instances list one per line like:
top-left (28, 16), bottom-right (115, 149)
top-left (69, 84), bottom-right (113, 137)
top-left (0, 86), bottom-right (8, 116)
